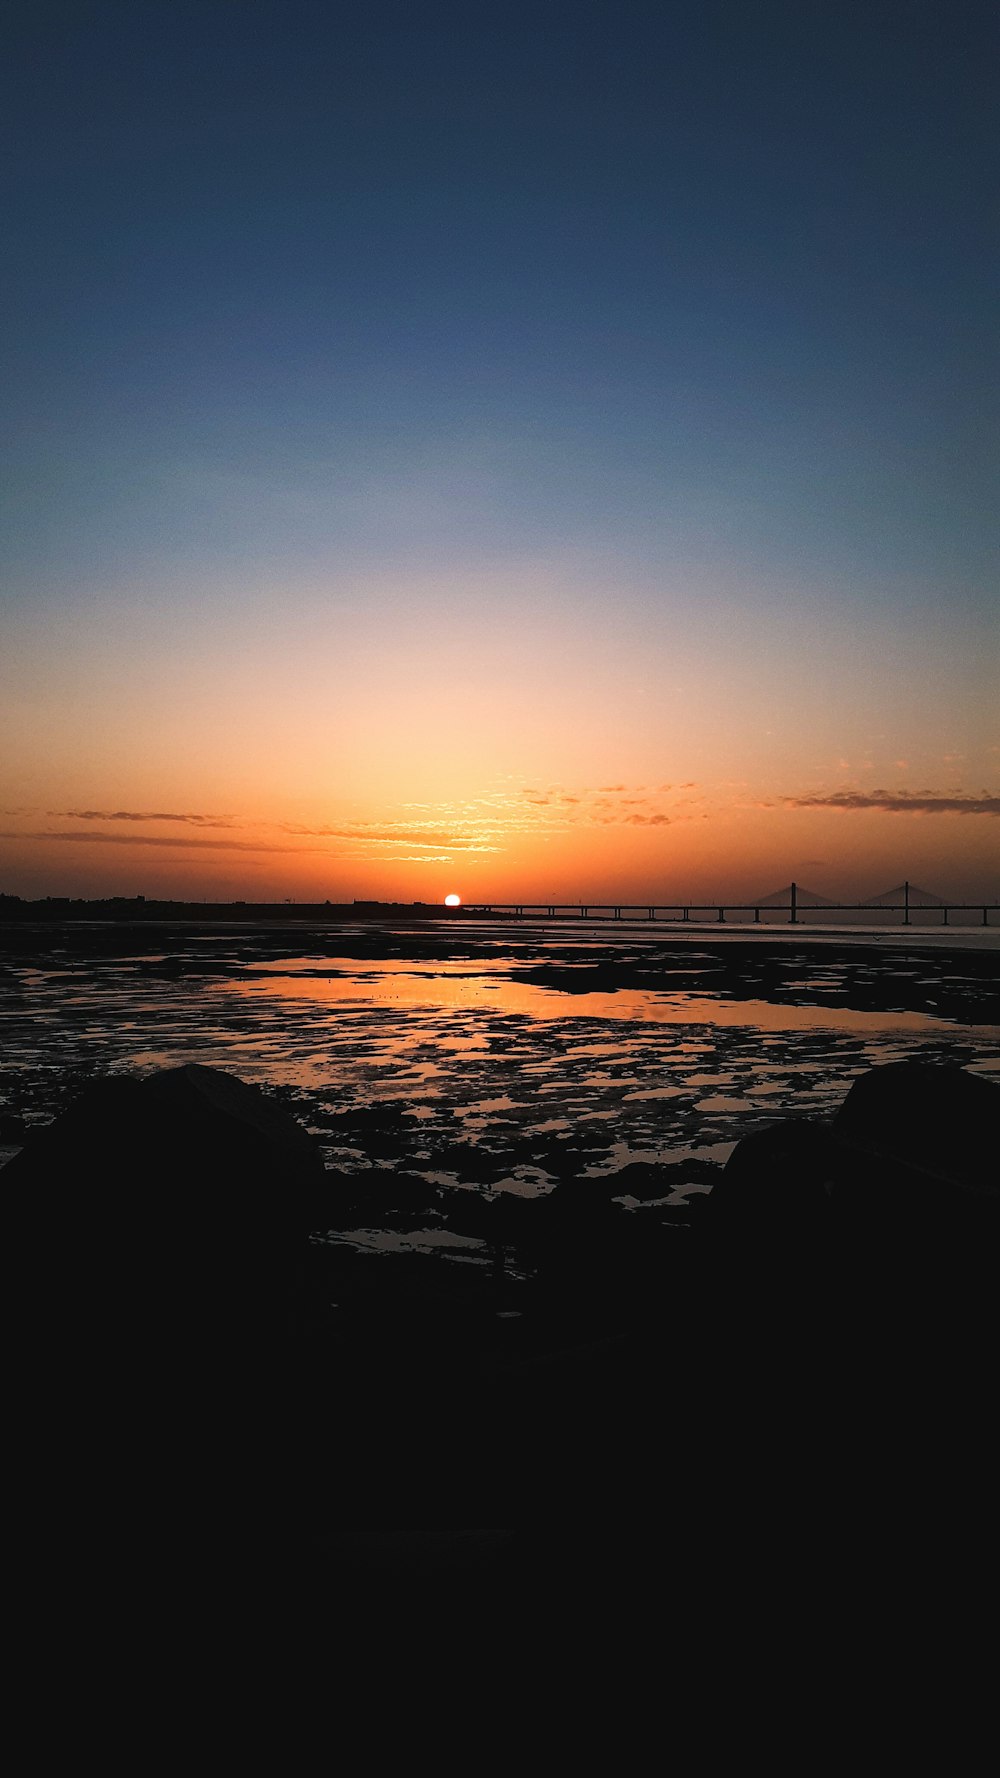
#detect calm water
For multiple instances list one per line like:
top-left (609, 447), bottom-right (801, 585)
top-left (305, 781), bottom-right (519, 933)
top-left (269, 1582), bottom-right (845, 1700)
top-left (3, 918), bottom-right (997, 1198)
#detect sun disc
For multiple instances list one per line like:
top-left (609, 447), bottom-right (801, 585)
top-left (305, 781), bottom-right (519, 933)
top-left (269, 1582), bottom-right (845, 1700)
top-left (444, 893), bottom-right (461, 907)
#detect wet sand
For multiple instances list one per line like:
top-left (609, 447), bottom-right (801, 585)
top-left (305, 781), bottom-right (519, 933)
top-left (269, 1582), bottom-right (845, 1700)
top-left (2, 920), bottom-right (997, 1267)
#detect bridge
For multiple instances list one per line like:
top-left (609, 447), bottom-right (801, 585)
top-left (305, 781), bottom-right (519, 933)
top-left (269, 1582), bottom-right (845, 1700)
top-left (460, 882), bottom-right (998, 926)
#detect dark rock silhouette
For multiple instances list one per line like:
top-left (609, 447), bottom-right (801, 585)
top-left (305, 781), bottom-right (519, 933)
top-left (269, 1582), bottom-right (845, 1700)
top-left (832, 1059), bottom-right (998, 1197)
top-left (9, 1065), bottom-right (326, 1618)
top-left (706, 1060), bottom-right (999, 1267)
top-left (9, 1058), bottom-right (998, 1628)
top-left (7, 1058), bottom-right (321, 1185)
top-left (709, 1118), bottom-right (838, 1227)
top-left (701, 1065), bottom-right (999, 1540)
top-left (7, 1062), bottom-right (323, 1351)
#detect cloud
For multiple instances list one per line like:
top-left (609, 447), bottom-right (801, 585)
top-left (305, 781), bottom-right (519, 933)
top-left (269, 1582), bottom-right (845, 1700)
top-left (52, 809), bottom-right (235, 826)
top-left (0, 830), bottom-right (310, 853)
top-left (277, 821), bottom-right (499, 850)
top-left (780, 790), bottom-right (1000, 817)
top-left (506, 782), bottom-right (708, 829)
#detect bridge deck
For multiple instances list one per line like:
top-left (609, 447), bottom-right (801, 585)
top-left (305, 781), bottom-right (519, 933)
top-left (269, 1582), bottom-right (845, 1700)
top-left (459, 901), bottom-right (998, 925)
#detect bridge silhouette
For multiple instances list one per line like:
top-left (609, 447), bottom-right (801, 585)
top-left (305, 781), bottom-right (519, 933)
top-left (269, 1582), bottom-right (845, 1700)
top-left (461, 881), bottom-right (998, 926)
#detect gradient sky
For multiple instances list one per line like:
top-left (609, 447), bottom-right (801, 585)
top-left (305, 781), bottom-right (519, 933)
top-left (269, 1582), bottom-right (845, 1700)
top-left (2, 0), bottom-right (997, 903)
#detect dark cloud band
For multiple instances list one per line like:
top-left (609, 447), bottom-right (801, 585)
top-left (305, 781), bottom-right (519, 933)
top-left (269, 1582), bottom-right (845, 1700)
top-left (53, 810), bottom-right (232, 825)
top-left (782, 791), bottom-right (999, 817)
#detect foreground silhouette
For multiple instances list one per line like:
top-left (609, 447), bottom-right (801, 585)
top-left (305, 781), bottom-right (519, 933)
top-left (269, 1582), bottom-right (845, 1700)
top-left (8, 1059), bottom-right (998, 1642)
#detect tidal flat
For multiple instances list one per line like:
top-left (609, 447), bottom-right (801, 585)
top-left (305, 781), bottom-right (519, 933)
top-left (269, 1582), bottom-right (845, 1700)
top-left (6, 914), bottom-right (999, 1560)
top-left (2, 918), bottom-right (997, 1269)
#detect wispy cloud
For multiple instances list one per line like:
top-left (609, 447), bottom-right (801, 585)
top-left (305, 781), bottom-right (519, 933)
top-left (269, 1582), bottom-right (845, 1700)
top-left (780, 790), bottom-right (1000, 817)
top-left (277, 821), bottom-right (500, 852)
top-left (51, 809), bottom-right (235, 826)
top-left (516, 783), bottom-right (703, 827)
top-left (0, 830), bottom-right (312, 852)
top-left (6, 784), bottom-right (706, 868)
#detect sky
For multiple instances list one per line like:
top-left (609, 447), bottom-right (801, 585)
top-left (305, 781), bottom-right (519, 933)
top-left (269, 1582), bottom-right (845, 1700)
top-left (2, 0), bottom-right (997, 904)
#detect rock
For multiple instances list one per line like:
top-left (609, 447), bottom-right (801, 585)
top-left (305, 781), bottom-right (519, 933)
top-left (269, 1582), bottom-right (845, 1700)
top-left (7, 1066), bottom-right (328, 1593)
top-left (6, 1059), bottom-right (321, 1187)
top-left (709, 1119), bottom-right (838, 1228)
top-left (700, 1064), bottom-right (1000, 1402)
top-left (831, 1061), bottom-right (998, 1198)
top-left (6, 1064), bottom-right (325, 1358)
top-left (711, 1064), bottom-right (1000, 1234)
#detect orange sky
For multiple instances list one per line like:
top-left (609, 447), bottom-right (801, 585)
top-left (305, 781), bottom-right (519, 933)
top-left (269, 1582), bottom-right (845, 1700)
top-left (2, 562), bottom-right (997, 903)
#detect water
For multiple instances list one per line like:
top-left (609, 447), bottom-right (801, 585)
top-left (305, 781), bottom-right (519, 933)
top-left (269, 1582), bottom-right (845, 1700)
top-left (2, 920), bottom-right (997, 1258)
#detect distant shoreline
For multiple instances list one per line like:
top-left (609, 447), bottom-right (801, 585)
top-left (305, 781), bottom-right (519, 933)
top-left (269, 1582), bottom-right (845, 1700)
top-left (2, 914), bottom-right (999, 964)
top-left (0, 895), bottom-right (469, 922)
top-left (1, 893), bottom-right (997, 932)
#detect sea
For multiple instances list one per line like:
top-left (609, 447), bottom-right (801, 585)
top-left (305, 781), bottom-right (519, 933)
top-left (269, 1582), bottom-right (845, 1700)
top-left (3, 915), bottom-right (998, 1263)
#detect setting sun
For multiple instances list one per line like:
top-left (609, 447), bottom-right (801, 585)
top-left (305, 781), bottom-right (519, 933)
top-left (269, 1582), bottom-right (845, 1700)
top-left (444, 893), bottom-right (462, 907)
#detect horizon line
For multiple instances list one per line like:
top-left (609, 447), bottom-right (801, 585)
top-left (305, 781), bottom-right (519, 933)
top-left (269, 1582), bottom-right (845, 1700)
top-left (2, 890), bottom-right (998, 910)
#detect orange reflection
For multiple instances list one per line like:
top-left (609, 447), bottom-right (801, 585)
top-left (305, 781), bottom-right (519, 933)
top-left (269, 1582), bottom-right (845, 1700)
top-left (229, 960), bottom-right (988, 1035)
